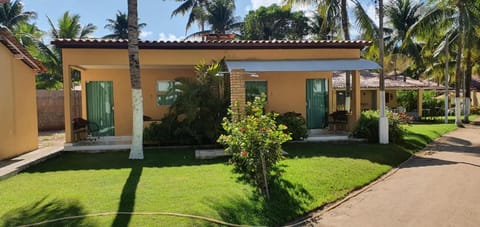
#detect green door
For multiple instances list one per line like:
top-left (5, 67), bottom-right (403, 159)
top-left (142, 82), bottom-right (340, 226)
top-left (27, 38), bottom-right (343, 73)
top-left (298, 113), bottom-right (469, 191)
top-left (86, 81), bottom-right (115, 136)
top-left (306, 79), bottom-right (329, 129)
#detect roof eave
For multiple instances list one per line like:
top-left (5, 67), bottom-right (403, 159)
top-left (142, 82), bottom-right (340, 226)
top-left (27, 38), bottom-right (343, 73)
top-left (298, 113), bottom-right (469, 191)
top-left (51, 39), bottom-right (372, 50)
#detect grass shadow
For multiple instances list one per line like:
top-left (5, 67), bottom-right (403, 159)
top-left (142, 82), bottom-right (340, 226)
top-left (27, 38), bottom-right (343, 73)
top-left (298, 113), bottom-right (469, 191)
top-left (111, 165), bottom-right (143, 227)
top-left (25, 149), bottom-right (229, 173)
top-left (1, 197), bottom-right (97, 227)
top-left (208, 178), bottom-right (313, 226)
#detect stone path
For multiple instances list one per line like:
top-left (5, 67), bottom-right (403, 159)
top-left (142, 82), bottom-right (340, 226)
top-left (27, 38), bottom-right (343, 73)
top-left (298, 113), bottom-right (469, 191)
top-left (0, 131), bottom-right (64, 180)
top-left (307, 120), bottom-right (480, 227)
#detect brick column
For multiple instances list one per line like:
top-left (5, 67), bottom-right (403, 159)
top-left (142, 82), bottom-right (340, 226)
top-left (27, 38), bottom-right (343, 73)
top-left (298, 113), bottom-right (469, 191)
top-left (230, 69), bottom-right (246, 118)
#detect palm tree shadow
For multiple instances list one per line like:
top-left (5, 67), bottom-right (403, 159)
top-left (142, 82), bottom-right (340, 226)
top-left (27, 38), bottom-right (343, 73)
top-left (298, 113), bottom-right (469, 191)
top-left (207, 178), bottom-right (313, 226)
top-left (1, 197), bottom-right (97, 227)
top-left (111, 164), bottom-right (143, 227)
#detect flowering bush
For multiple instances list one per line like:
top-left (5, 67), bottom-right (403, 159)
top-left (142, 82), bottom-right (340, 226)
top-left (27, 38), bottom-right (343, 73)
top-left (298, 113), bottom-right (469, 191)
top-left (218, 95), bottom-right (291, 198)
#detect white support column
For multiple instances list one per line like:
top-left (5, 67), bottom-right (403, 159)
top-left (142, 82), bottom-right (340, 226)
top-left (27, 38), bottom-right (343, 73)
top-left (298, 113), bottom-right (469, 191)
top-left (455, 97), bottom-right (462, 125)
top-left (379, 90), bottom-right (389, 144)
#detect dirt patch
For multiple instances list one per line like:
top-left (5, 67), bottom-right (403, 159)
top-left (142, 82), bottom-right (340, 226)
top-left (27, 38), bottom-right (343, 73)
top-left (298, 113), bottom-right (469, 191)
top-left (38, 131), bottom-right (65, 148)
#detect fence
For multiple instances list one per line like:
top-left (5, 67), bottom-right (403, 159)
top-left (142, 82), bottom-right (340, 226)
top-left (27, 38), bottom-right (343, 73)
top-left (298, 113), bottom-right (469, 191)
top-left (37, 90), bottom-right (81, 131)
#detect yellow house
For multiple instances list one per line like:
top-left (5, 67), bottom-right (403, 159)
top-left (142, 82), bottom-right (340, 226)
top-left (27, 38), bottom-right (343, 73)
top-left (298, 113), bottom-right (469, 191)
top-left (52, 39), bottom-right (380, 144)
top-left (0, 27), bottom-right (46, 160)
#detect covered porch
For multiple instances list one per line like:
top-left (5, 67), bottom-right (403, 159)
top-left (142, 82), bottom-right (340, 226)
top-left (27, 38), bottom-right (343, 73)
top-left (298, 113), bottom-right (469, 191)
top-left (53, 39), bottom-right (378, 150)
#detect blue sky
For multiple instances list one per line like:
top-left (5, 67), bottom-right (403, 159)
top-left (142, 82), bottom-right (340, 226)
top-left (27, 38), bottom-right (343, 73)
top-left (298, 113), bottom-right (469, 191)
top-left (22, 0), bottom-right (377, 41)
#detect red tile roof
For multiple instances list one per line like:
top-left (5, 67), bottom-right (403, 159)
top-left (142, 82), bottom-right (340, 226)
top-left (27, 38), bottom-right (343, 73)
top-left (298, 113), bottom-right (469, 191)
top-left (0, 27), bottom-right (46, 72)
top-left (51, 38), bottom-right (372, 49)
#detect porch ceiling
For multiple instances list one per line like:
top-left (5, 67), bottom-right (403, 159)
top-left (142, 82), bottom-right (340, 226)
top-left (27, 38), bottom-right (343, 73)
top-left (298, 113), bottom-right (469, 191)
top-left (225, 59), bottom-right (381, 72)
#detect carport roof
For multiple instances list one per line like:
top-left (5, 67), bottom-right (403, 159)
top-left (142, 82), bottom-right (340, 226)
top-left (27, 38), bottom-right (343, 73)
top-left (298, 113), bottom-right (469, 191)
top-left (225, 59), bottom-right (381, 72)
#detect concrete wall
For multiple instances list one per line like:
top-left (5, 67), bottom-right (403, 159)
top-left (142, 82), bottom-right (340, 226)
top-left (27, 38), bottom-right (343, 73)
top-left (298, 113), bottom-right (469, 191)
top-left (36, 90), bottom-right (81, 130)
top-left (0, 44), bottom-right (38, 160)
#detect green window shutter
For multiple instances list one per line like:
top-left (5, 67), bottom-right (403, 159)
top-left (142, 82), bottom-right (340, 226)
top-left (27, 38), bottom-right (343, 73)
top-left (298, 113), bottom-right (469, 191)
top-left (157, 81), bottom-right (178, 105)
top-left (245, 81), bottom-right (267, 102)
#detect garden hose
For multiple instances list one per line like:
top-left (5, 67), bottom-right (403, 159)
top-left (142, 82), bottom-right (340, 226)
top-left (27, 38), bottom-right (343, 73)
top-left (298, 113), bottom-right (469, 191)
top-left (16, 211), bottom-right (258, 227)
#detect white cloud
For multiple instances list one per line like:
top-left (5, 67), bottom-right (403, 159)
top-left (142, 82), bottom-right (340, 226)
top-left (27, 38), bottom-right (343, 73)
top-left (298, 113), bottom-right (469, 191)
top-left (366, 4), bottom-right (378, 23)
top-left (139, 31), bottom-right (153, 39)
top-left (157, 33), bottom-right (184, 41)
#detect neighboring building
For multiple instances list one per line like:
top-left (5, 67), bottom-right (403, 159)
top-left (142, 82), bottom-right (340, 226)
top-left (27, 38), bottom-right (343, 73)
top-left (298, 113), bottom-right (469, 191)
top-left (0, 27), bottom-right (46, 160)
top-left (52, 39), bottom-right (380, 143)
top-left (333, 71), bottom-right (444, 117)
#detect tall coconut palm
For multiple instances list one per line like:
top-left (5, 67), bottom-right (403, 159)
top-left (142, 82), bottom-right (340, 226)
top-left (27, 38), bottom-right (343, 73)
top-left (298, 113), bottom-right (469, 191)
top-left (127, 0), bottom-right (144, 159)
top-left (405, 0), bottom-right (480, 125)
top-left (103, 11), bottom-right (146, 39)
top-left (48, 11), bottom-right (96, 39)
top-left (285, 0), bottom-right (349, 40)
top-left (0, 0), bottom-right (36, 29)
top-left (385, 0), bottom-right (424, 77)
top-left (184, 0), bottom-right (241, 39)
top-left (378, 0), bottom-right (389, 144)
top-left (172, 0), bottom-right (210, 32)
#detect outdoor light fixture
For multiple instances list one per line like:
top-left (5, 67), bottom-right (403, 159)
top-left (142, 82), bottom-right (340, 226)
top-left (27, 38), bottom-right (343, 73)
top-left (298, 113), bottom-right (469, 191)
top-left (215, 72), bottom-right (259, 78)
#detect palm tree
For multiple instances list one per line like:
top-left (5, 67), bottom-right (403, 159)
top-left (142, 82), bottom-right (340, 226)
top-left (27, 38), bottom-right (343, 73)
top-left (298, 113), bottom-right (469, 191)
top-left (127, 0), bottom-right (144, 159)
top-left (48, 11), bottom-right (96, 39)
top-left (184, 0), bottom-right (241, 39)
top-left (103, 11), bottom-right (146, 39)
top-left (0, 0), bottom-right (36, 29)
top-left (171, 0), bottom-right (210, 32)
top-left (385, 0), bottom-right (424, 77)
top-left (285, 0), bottom-right (350, 40)
top-left (404, 0), bottom-right (480, 125)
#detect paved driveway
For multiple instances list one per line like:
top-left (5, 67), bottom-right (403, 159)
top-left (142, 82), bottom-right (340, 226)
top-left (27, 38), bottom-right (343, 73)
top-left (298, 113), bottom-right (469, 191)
top-left (313, 123), bottom-right (480, 227)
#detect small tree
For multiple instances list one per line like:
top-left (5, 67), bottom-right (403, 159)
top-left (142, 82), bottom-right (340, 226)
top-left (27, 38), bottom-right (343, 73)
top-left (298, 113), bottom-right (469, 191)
top-left (218, 95), bottom-right (291, 199)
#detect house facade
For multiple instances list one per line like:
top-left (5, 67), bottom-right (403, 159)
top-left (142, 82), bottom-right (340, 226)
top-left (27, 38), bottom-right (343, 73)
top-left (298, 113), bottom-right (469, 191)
top-left (52, 39), bottom-right (379, 143)
top-left (0, 27), bottom-right (45, 160)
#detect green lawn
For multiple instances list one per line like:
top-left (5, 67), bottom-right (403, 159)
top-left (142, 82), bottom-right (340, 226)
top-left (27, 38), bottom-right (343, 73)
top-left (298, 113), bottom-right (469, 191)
top-left (0, 123), bottom-right (460, 226)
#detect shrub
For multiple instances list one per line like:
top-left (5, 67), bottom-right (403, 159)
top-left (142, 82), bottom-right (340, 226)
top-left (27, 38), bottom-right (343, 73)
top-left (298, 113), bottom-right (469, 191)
top-left (143, 60), bottom-right (229, 145)
top-left (218, 95), bottom-right (291, 198)
top-left (397, 90), bottom-right (443, 114)
top-left (471, 106), bottom-right (480, 115)
top-left (351, 110), bottom-right (407, 143)
top-left (276, 112), bottom-right (307, 140)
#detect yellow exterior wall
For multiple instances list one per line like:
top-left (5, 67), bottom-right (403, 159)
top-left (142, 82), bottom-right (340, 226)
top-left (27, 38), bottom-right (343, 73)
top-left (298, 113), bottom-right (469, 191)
top-left (80, 68), bottom-right (196, 136)
top-left (0, 44), bottom-right (38, 160)
top-left (360, 90), bottom-right (374, 111)
top-left (386, 90), bottom-right (398, 109)
top-left (62, 47), bottom-right (360, 139)
top-left (246, 72), bottom-right (332, 117)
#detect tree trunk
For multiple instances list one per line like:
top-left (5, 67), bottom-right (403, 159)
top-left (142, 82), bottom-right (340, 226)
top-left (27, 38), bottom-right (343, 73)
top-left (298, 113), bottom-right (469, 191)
top-left (378, 0), bottom-right (388, 144)
top-left (464, 46), bottom-right (472, 122)
top-left (340, 0), bottom-right (350, 40)
top-left (341, 0), bottom-right (351, 113)
top-left (128, 0), bottom-right (144, 159)
top-left (455, 1), bottom-right (464, 126)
